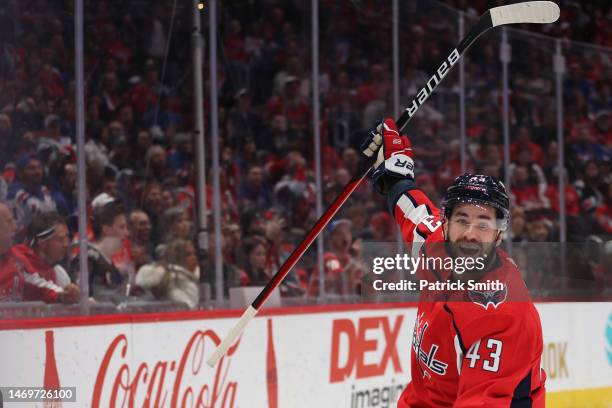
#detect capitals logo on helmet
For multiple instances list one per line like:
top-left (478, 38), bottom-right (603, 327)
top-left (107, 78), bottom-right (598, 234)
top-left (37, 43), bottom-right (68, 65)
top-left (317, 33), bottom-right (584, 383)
top-left (443, 173), bottom-right (510, 231)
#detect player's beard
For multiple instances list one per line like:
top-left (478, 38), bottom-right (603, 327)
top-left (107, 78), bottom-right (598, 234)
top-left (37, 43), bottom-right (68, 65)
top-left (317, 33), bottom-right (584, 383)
top-left (445, 238), bottom-right (498, 280)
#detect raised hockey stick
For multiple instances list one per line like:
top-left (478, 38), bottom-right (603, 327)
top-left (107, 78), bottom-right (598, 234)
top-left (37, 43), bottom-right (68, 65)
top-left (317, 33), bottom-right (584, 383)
top-left (207, 1), bottom-right (560, 367)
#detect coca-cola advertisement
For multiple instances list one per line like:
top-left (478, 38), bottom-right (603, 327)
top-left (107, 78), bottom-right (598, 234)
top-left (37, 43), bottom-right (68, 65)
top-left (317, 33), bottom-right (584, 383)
top-left (0, 306), bottom-right (414, 407)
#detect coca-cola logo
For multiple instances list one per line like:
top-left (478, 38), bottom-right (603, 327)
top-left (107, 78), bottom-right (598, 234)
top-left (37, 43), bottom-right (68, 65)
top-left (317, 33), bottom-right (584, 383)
top-left (92, 330), bottom-right (240, 408)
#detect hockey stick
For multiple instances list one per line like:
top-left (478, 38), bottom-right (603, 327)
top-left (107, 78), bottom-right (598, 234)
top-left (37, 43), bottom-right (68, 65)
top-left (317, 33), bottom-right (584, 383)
top-left (207, 1), bottom-right (559, 367)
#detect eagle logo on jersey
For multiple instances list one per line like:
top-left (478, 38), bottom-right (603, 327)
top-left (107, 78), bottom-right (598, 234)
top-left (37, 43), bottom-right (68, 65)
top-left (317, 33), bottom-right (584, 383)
top-left (467, 285), bottom-right (507, 309)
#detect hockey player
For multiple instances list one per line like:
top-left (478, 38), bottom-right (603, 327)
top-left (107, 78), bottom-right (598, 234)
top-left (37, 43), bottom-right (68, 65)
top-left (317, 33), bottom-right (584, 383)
top-left (362, 119), bottom-right (546, 407)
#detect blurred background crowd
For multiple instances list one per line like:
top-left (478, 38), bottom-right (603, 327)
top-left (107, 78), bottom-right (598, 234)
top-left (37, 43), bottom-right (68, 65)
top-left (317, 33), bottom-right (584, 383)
top-left (0, 0), bottom-right (610, 313)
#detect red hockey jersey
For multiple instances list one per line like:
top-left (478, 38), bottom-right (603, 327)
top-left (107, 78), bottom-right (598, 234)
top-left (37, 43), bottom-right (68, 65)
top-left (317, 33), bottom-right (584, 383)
top-left (390, 184), bottom-right (546, 407)
top-left (0, 246), bottom-right (65, 303)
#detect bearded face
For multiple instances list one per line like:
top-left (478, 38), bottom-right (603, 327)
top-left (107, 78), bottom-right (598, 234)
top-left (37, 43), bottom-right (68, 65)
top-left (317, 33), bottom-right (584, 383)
top-left (443, 202), bottom-right (502, 276)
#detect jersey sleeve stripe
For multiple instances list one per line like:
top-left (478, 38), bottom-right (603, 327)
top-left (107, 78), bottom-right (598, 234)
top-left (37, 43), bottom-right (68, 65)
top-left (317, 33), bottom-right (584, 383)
top-left (21, 271), bottom-right (64, 293)
top-left (397, 195), bottom-right (430, 226)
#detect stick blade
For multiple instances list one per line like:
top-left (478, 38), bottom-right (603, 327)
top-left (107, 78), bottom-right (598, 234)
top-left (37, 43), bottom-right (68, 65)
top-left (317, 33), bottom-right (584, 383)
top-left (490, 1), bottom-right (560, 26)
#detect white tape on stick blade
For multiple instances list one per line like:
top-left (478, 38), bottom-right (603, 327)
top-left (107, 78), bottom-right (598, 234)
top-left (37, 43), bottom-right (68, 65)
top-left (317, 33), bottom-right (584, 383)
top-left (207, 305), bottom-right (258, 367)
top-left (490, 1), bottom-right (560, 27)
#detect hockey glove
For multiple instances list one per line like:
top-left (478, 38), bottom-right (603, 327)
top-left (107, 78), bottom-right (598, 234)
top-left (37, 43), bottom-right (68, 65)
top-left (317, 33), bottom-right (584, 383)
top-left (367, 118), bottom-right (414, 194)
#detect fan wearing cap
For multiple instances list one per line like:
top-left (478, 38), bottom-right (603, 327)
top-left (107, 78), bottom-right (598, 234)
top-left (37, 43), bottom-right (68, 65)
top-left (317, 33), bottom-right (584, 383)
top-left (6, 155), bottom-right (57, 228)
top-left (361, 118), bottom-right (545, 407)
top-left (40, 114), bottom-right (71, 148)
top-left (70, 193), bottom-right (132, 299)
top-left (10, 212), bottom-right (80, 304)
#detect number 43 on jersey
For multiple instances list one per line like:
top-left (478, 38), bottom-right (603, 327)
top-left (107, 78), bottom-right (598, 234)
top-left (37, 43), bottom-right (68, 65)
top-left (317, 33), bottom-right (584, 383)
top-left (465, 338), bottom-right (503, 372)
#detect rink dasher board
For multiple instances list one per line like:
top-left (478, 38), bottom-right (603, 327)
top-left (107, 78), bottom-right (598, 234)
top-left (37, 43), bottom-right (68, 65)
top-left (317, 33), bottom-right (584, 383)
top-left (0, 302), bottom-right (610, 407)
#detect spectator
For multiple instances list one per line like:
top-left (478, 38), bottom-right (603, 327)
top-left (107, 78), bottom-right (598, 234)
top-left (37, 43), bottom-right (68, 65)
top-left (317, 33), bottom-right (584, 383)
top-left (510, 126), bottom-right (544, 165)
top-left (109, 136), bottom-right (132, 171)
top-left (545, 172), bottom-right (581, 218)
top-left (227, 89), bottom-right (264, 151)
top-left (541, 141), bottom-right (560, 180)
top-left (40, 114), bottom-right (70, 148)
top-left (134, 129), bottom-right (154, 169)
top-left (341, 148), bottom-right (360, 177)
top-left (265, 76), bottom-right (311, 131)
top-left (0, 113), bottom-right (13, 166)
top-left (594, 110), bottom-right (611, 145)
top-left (135, 239), bottom-right (200, 309)
top-left (129, 59), bottom-right (161, 115)
top-left (0, 202), bottom-right (20, 301)
top-left (98, 72), bottom-right (123, 120)
top-left (509, 164), bottom-right (550, 213)
top-left (220, 146), bottom-right (241, 198)
top-left (264, 116), bottom-right (292, 159)
top-left (369, 212), bottom-right (395, 242)
top-left (477, 144), bottom-right (503, 174)
top-left (267, 149), bottom-right (308, 185)
top-left (262, 213), bottom-right (303, 296)
top-left (239, 165), bottom-right (271, 211)
top-left (161, 188), bottom-right (178, 212)
top-left (117, 170), bottom-right (146, 212)
top-left (437, 140), bottom-right (474, 189)
top-left (510, 207), bottom-right (528, 243)
top-left (159, 206), bottom-right (193, 243)
top-left (524, 217), bottom-right (559, 289)
top-left (51, 162), bottom-right (77, 218)
top-left (166, 133), bottom-right (194, 172)
top-left (568, 123), bottom-right (610, 170)
top-left (71, 194), bottom-right (130, 299)
top-left (117, 104), bottom-right (136, 136)
top-left (574, 161), bottom-right (606, 213)
top-left (128, 210), bottom-right (154, 260)
top-left (85, 123), bottom-right (113, 172)
top-left (526, 218), bottom-right (553, 242)
top-left (345, 204), bottom-right (369, 239)
top-left (142, 181), bottom-right (164, 245)
top-left (7, 155), bottom-right (57, 227)
top-left (202, 228), bottom-right (244, 298)
top-left (313, 219), bottom-right (364, 296)
top-left (242, 236), bottom-right (269, 287)
top-left (93, 167), bottom-right (119, 200)
top-left (595, 184), bottom-right (612, 234)
top-left (145, 145), bottom-right (169, 182)
top-left (11, 212), bottom-right (80, 304)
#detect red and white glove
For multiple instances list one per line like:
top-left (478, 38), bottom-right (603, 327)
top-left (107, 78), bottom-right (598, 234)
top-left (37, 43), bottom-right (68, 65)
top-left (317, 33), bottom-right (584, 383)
top-left (363, 118), bottom-right (414, 194)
